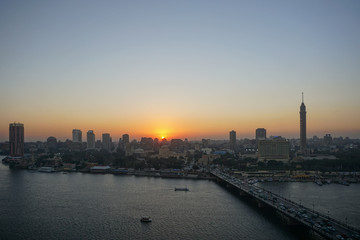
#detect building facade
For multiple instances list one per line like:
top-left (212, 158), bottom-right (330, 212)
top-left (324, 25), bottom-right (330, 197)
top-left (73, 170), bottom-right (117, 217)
top-left (102, 133), bottom-right (111, 151)
top-left (72, 129), bottom-right (82, 143)
top-left (300, 93), bottom-right (307, 154)
top-left (229, 130), bottom-right (236, 151)
top-left (9, 123), bottom-right (24, 157)
top-left (122, 134), bottom-right (129, 145)
top-left (87, 130), bottom-right (95, 149)
top-left (258, 138), bottom-right (290, 162)
top-left (255, 128), bottom-right (266, 141)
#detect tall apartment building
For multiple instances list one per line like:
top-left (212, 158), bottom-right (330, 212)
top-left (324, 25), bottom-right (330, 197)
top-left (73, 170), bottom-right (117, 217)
top-left (255, 128), bottom-right (266, 141)
top-left (229, 130), bottom-right (236, 151)
top-left (87, 130), bottom-right (95, 149)
top-left (72, 129), bottom-right (82, 143)
top-left (9, 123), bottom-right (24, 157)
top-left (102, 133), bottom-right (111, 151)
top-left (122, 134), bottom-right (129, 145)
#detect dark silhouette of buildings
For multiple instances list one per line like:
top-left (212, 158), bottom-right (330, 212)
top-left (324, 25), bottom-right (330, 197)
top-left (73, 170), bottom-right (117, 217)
top-left (140, 137), bottom-right (154, 151)
top-left (102, 133), bottom-right (111, 151)
top-left (122, 134), bottom-right (129, 145)
top-left (324, 134), bottom-right (333, 146)
top-left (72, 129), bottom-right (82, 143)
top-left (300, 93), bottom-right (307, 154)
top-left (9, 122), bottom-right (24, 157)
top-left (46, 136), bottom-right (57, 153)
top-left (255, 128), bottom-right (266, 141)
top-left (87, 130), bottom-right (95, 149)
top-left (170, 139), bottom-right (185, 153)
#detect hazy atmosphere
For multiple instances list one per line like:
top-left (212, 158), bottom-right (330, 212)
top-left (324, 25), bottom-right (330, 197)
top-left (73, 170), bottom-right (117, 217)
top-left (1, 0), bottom-right (360, 141)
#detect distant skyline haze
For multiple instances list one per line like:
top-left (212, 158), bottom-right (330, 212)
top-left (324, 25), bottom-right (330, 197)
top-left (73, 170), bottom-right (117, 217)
top-left (1, 0), bottom-right (359, 141)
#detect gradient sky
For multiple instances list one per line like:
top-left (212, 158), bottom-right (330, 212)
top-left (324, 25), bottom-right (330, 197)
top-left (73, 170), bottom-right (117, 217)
top-left (1, 0), bottom-right (360, 142)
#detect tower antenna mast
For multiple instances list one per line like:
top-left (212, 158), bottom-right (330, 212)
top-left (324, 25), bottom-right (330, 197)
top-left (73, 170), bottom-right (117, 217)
top-left (302, 92), bottom-right (304, 103)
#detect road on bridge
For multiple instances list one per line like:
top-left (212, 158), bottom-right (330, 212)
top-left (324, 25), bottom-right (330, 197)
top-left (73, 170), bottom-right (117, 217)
top-left (211, 169), bottom-right (360, 240)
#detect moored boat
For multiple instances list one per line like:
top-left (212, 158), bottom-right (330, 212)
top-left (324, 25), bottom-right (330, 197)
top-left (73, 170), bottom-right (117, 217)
top-left (314, 179), bottom-right (323, 186)
top-left (38, 167), bottom-right (54, 173)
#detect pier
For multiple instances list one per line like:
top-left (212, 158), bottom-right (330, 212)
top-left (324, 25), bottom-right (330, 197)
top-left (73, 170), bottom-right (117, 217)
top-left (211, 169), bottom-right (360, 240)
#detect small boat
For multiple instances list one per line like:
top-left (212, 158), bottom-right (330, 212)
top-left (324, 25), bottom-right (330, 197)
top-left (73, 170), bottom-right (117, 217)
top-left (140, 216), bottom-right (152, 222)
top-left (38, 167), bottom-right (54, 173)
top-left (175, 187), bottom-right (189, 191)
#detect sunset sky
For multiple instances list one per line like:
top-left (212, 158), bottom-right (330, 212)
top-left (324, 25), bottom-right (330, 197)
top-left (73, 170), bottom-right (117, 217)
top-left (1, 0), bottom-right (360, 142)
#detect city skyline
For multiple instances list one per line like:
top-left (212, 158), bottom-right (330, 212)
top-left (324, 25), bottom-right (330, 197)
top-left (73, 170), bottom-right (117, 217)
top-left (2, 88), bottom-right (360, 142)
top-left (1, 120), bottom-right (358, 143)
top-left (1, 1), bottom-right (360, 141)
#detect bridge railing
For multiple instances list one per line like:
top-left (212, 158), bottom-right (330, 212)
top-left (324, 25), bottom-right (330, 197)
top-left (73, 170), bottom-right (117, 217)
top-left (211, 170), bottom-right (360, 234)
top-left (258, 185), bottom-right (360, 233)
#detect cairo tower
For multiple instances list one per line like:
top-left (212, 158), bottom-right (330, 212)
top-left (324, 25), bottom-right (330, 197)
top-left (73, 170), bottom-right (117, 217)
top-left (300, 93), bottom-right (307, 154)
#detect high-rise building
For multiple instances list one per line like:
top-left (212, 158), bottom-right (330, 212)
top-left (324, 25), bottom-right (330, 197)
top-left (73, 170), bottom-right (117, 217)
top-left (122, 134), bottom-right (129, 145)
top-left (255, 128), bottom-right (266, 141)
top-left (72, 129), bottom-right (82, 143)
top-left (102, 133), bottom-right (111, 151)
top-left (140, 137), bottom-right (154, 151)
top-left (9, 123), bottom-right (24, 157)
top-left (300, 93), bottom-right (307, 154)
top-left (87, 130), bottom-right (95, 149)
top-left (229, 130), bottom-right (236, 150)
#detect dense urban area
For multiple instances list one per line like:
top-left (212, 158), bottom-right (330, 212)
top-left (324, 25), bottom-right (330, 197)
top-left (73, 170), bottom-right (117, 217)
top-left (2, 127), bottom-right (360, 183)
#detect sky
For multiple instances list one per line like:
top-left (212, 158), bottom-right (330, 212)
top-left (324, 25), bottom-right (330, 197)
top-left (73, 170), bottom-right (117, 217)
top-left (0, 0), bottom-right (360, 142)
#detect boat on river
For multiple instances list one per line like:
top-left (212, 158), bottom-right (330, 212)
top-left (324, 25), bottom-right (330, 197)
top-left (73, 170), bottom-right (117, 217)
top-left (140, 216), bottom-right (152, 222)
top-left (175, 187), bottom-right (189, 191)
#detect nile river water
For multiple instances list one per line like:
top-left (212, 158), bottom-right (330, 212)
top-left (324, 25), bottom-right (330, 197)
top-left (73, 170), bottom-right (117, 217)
top-left (0, 157), bottom-right (359, 240)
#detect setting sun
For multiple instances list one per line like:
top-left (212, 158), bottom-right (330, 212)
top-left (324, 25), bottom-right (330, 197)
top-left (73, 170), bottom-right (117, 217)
top-left (161, 136), bottom-right (165, 139)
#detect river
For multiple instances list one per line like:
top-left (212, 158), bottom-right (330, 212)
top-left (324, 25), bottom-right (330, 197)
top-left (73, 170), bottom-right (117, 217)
top-left (0, 156), bottom-right (359, 239)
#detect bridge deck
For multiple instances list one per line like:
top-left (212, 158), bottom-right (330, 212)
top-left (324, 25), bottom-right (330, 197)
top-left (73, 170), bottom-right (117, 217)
top-left (211, 169), bottom-right (360, 240)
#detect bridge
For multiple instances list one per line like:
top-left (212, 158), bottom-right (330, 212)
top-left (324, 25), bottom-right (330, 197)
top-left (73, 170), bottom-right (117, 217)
top-left (211, 169), bottom-right (360, 240)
